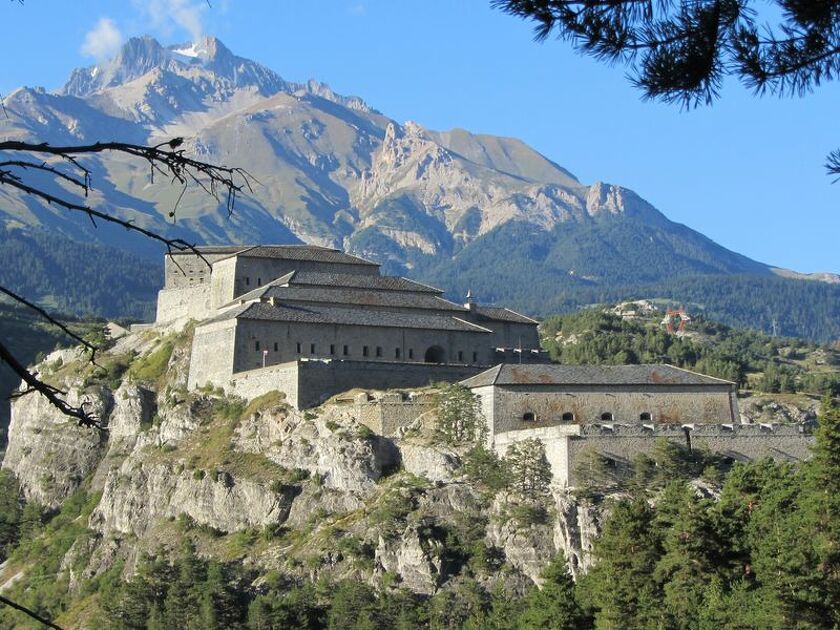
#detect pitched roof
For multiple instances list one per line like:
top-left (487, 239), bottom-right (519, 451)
top-left (206, 301), bottom-right (493, 333)
top-left (211, 245), bottom-right (378, 266)
top-left (460, 363), bottom-right (734, 388)
top-left (169, 245), bottom-right (250, 256)
top-left (224, 271), bottom-right (459, 312)
top-left (233, 270), bottom-right (442, 300)
top-left (469, 306), bottom-right (539, 325)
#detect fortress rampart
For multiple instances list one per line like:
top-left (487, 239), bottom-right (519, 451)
top-left (493, 422), bottom-right (815, 487)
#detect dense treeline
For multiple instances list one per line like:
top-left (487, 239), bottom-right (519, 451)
top-left (0, 229), bottom-right (160, 321)
top-left (574, 400), bottom-right (840, 628)
top-left (541, 306), bottom-right (840, 395)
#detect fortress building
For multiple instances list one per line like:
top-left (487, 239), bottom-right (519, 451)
top-left (462, 364), bottom-right (814, 486)
top-left (152, 245), bottom-right (815, 484)
top-left (156, 245), bottom-right (545, 407)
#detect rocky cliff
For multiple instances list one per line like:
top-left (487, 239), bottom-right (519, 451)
top-left (0, 325), bottom-right (601, 607)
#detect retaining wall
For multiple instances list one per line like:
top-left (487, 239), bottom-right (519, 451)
top-left (494, 422), bottom-right (815, 487)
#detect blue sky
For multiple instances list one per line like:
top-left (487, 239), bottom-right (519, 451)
top-left (2, 0), bottom-right (838, 273)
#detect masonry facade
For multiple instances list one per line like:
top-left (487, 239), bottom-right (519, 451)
top-left (461, 364), bottom-right (815, 486)
top-left (155, 245), bottom-right (545, 407)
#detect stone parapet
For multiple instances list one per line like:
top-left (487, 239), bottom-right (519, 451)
top-left (493, 421), bottom-right (816, 487)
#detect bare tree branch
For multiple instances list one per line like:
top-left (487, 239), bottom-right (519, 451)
top-left (0, 137), bottom-right (255, 426)
top-left (0, 593), bottom-right (64, 630)
top-left (0, 339), bottom-right (100, 428)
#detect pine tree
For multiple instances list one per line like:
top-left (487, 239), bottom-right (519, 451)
top-left (517, 555), bottom-right (588, 629)
top-left (434, 383), bottom-right (485, 445)
top-left (576, 498), bottom-right (664, 629)
top-left (506, 438), bottom-right (552, 503)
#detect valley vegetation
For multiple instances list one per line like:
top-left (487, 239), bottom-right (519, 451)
top-left (541, 303), bottom-right (840, 397)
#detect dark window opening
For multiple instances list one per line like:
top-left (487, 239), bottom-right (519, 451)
top-left (245, 276), bottom-right (250, 286)
top-left (296, 342), bottom-right (301, 354)
top-left (522, 412), bottom-right (537, 422)
top-left (343, 345), bottom-right (349, 356)
top-left (255, 341), bottom-right (260, 351)
top-left (363, 346), bottom-right (369, 357)
top-left (640, 412), bottom-right (652, 422)
top-left (601, 412), bottom-right (613, 422)
top-left (395, 348), bottom-right (401, 359)
top-left (376, 346), bottom-right (382, 357)
top-left (273, 342), bottom-right (278, 352)
top-left (257, 277), bottom-right (261, 285)
top-left (458, 351), bottom-right (463, 362)
top-left (310, 344), bottom-right (315, 354)
top-left (472, 351), bottom-right (478, 363)
top-left (562, 412), bottom-right (574, 422)
top-left (330, 344), bottom-right (335, 355)
top-left (424, 345), bottom-right (445, 363)
top-left (408, 349), bottom-right (414, 359)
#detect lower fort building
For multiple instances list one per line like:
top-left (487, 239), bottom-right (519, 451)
top-left (461, 363), bottom-right (815, 487)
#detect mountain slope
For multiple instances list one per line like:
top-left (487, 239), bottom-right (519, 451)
top-left (0, 35), bottom-right (836, 340)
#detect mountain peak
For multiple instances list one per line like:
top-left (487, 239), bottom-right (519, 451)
top-left (61, 35), bottom-right (284, 99)
top-left (167, 36), bottom-right (232, 64)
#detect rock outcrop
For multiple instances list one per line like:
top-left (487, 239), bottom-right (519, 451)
top-left (1, 328), bottom-right (598, 597)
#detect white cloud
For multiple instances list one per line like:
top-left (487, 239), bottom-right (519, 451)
top-left (80, 17), bottom-right (124, 60)
top-left (135, 0), bottom-right (207, 42)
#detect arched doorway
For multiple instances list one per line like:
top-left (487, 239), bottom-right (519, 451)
top-left (424, 345), bottom-right (445, 363)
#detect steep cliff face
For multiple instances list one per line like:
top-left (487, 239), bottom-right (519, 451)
top-left (0, 327), bottom-right (599, 602)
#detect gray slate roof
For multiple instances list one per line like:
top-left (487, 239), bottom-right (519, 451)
top-left (236, 270), bottom-right (443, 298)
top-left (262, 287), bottom-right (466, 311)
top-left (208, 301), bottom-right (493, 333)
top-left (212, 245), bottom-right (378, 266)
top-left (470, 306), bottom-right (539, 325)
top-left (460, 364), bottom-right (734, 388)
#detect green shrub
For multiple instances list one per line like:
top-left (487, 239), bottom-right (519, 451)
top-left (128, 342), bottom-right (174, 381)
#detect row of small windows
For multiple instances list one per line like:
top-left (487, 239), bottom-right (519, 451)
top-left (521, 411), bottom-right (653, 422)
top-left (255, 341), bottom-right (418, 360)
top-left (254, 341), bottom-right (478, 363)
top-left (243, 276), bottom-right (262, 287)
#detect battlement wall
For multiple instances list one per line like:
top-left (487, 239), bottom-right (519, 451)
top-left (494, 422), bottom-right (815, 487)
top-left (339, 392), bottom-right (436, 436)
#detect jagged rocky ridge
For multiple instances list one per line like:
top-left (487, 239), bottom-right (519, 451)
top-left (1, 326), bottom-right (601, 597)
top-left (0, 35), bottom-right (805, 281)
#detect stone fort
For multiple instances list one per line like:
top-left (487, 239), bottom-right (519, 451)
top-left (158, 245), bottom-right (816, 487)
top-left (157, 245), bottom-right (545, 408)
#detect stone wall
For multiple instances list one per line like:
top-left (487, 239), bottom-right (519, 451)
top-left (209, 257), bottom-right (238, 309)
top-left (156, 285), bottom-right (213, 323)
top-left (297, 360), bottom-right (482, 409)
top-left (488, 384), bottom-right (737, 433)
top-left (187, 320), bottom-right (237, 390)
top-left (226, 361), bottom-right (301, 408)
top-left (493, 422), bottom-right (815, 487)
top-left (164, 253), bottom-right (230, 289)
top-left (234, 319), bottom-right (495, 372)
top-left (348, 394), bottom-right (436, 436)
